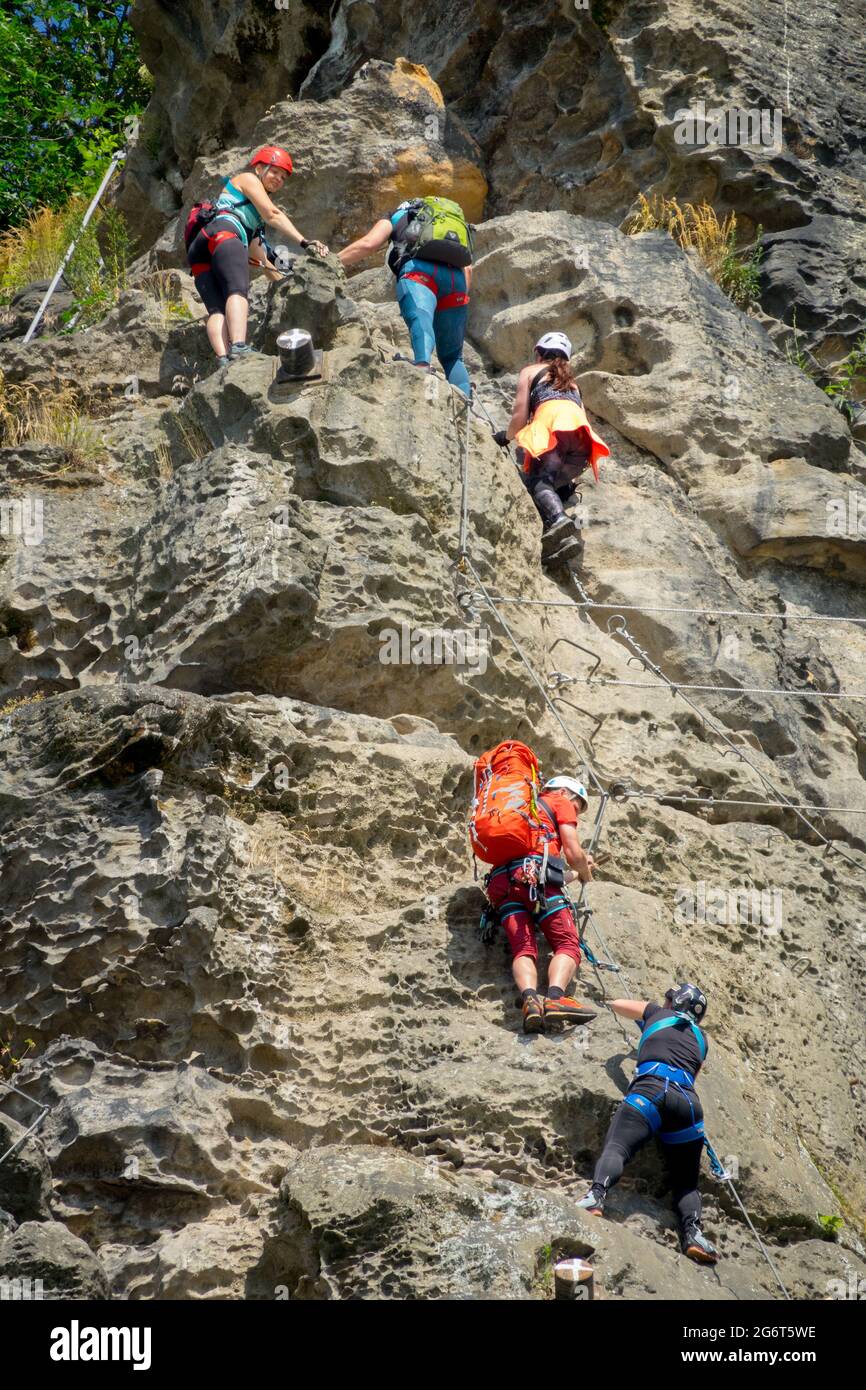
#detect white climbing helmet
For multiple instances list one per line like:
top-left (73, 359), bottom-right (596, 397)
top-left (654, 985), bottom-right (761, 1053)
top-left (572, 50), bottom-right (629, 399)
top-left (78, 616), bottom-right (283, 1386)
top-left (535, 331), bottom-right (573, 359)
top-left (543, 776), bottom-right (589, 811)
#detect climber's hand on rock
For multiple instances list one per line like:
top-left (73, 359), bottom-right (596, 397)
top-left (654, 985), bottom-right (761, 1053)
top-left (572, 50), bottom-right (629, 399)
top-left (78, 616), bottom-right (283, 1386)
top-left (305, 239), bottom-right (329, 257)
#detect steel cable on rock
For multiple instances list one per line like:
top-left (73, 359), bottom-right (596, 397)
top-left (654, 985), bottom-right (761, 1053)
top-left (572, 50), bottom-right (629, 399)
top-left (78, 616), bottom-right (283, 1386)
top-left (484, 594), bottom-right (866, 627)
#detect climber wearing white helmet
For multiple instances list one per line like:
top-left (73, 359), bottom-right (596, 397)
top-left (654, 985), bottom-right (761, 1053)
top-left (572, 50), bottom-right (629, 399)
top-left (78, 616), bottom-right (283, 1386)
top-left (540, 776), bottom-right (594, 889)
top-left (493, 331), bottom-right (610, 566)
top-left (481, 765), bottom-right (597, 1032)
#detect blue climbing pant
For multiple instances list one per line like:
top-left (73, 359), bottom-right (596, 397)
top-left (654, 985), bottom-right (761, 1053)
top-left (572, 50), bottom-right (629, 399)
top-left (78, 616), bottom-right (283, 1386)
top-left (395, 257), bottom-right (471, 397)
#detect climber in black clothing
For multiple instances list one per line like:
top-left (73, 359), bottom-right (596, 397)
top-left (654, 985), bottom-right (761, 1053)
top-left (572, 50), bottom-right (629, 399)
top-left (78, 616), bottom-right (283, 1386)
top-left (577, 983), bottom-right (719, 1265)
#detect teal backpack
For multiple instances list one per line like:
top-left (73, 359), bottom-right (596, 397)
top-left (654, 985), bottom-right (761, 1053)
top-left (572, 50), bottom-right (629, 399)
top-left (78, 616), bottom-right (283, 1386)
top-left (389, 196), bottom-right (474, 273)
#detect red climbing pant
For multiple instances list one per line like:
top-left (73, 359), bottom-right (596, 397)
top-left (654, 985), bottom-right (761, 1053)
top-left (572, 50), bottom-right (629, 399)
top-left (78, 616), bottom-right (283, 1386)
top-left (486, 874), bottom-right (581, 964)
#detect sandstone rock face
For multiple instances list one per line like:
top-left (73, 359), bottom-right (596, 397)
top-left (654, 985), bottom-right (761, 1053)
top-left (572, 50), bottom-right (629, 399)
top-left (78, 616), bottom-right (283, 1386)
top-left (2, 6), bottom-right (866, 1303)
top-left (121, 59), bottom-right (488, 268)
top-left (0, 1113), bottom-right (53, 1223)
top-left (0, 279), bottom-right (75, 342)
top-left (0, 1219), bottom-right (109, 1299)
top-left (121, 1), bottom-right (866, 359)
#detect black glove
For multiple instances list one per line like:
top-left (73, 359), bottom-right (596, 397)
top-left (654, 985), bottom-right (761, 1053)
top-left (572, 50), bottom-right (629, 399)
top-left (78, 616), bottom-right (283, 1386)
top-left (493, 429), bottom-right (509, 448)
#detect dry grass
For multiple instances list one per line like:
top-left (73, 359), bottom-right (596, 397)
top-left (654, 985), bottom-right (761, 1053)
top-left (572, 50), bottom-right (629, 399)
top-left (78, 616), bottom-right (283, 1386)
top-left (172, 411), bottom-right (212, 463)
top-left (0, 372), bottom-right (107, 467)
top-left (140, 270), bottom-right (193, 327)
top-left (0, 197), bottom-right (132, 328)
top-left (624, 193), bottom-right (762, 308)
top-left (0, 690), bottom-right (45, 717)
top-left (0, 202), bottom-right (85, 302)
top-left (154, 440), bottom-right (174, 479)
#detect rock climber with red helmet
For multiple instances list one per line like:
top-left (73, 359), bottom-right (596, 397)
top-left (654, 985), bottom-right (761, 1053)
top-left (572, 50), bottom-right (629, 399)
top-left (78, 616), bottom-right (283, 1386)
top-left (185, 146), bottom-right (329, 365)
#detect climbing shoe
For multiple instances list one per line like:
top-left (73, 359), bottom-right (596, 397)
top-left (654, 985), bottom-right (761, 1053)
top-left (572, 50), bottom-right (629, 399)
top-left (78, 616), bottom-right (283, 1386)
top-left (544, 995), bottom-right (597, 1025)
top-left (682, 1221), bottom-right (719, 1265)
top-left (522, 992), bottom-right (545, 1034)
top-left (577, 1186), bottom-right (606, 1216)
top-left (216, 355), bottom-right (230, 368)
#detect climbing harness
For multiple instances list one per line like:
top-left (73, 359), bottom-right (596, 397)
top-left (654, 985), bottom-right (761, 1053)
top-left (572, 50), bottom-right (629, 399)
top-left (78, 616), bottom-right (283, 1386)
top-left (638, 1013), bottom-right (707, 1062)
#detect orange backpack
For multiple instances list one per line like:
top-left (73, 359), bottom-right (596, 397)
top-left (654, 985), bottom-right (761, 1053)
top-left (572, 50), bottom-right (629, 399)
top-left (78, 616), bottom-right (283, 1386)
top-left (469, 740), bottom-right (557, 865)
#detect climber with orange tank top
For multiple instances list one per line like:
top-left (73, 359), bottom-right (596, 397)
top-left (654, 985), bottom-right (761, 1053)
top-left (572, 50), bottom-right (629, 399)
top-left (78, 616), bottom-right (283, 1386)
top-left (493, 332), bottom-right (610, 565)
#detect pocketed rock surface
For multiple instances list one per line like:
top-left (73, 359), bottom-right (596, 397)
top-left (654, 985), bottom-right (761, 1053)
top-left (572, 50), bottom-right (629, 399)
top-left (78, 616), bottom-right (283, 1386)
top-left (2, 16), bottom-right (866, 1301)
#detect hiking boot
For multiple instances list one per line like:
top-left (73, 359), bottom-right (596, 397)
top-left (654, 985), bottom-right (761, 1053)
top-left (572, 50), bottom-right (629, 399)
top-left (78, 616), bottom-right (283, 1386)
top-left (228, 342), bottom-right (264, 361)
top-left (577, 1185), bottom-right (606, 1216)
top-left (541, 517), bottom-right (583, 566)
top-left (544, 995), bottom-right (597, 1025)
top-left (681, 1220), bottom-right (719, 1265)
top-left (541, 516), bottom-right (575, 549)
top-left (522, 992), bottom-right (545, 1034)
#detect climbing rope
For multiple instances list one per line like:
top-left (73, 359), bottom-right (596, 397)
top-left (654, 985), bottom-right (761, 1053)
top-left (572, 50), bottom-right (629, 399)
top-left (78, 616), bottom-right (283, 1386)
top-left (458, 391), bottom-right (472, 560)
top-left (460, 555), bottom-right (606, 798)
top-left (455, 392), bottom-right (811, 1299)
top-left (703, 1139), bottom-right (792, 1300)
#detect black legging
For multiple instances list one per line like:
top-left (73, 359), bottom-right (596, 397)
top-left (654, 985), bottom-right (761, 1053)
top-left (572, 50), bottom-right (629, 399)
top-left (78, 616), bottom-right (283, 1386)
top-left (593, 1080), bottom-right (704, 1229)
top-left (187, 227), bottom-right (250, 316)
top-left (524, 430), bottom-right (590, 527)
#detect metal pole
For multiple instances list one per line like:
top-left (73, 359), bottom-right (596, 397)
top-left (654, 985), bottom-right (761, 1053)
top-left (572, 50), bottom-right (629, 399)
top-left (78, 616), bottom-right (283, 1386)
top-left (554, 1258), bottom-right (595, 1300)
top-left (22, 148), bottom-right (126, 344)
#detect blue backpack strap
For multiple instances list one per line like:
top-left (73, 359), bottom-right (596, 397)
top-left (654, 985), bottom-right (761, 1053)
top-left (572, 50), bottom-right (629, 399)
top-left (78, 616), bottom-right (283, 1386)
top-left (636, 1015), bottom-right (679, 1055)
top-left (689, 1019), bottom-right (708, 1060)
top-left (623, 1091), bottom-right (662, 1134)
top-left (637, 1013), bottom-right (706, 1062)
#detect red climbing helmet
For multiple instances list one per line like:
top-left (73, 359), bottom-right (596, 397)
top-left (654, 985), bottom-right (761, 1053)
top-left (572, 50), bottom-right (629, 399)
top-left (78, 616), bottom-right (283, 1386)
top-left (250, 146), bottom-right (293, 174)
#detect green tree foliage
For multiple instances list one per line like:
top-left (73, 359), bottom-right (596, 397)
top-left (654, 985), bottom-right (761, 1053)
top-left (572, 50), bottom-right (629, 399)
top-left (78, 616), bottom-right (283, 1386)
top-left (0, 2), bottom-right (150, 229)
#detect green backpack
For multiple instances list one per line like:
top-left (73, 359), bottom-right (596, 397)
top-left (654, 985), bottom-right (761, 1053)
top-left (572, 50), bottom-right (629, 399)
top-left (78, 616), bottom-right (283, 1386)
top-left (390, 196), bottom-right (474, 272)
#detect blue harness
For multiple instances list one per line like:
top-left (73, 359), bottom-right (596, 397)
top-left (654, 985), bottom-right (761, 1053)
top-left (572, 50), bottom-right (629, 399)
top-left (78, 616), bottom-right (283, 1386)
top-left (623, 1014), bottom-right (707, 1144)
